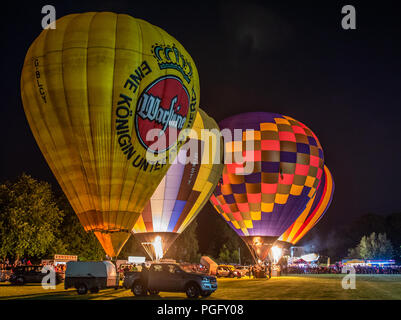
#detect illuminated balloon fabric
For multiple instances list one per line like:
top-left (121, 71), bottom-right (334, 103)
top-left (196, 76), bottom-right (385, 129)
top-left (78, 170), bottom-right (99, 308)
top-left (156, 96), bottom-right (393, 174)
top-left (133, 109), bottom-right (224, 257)
top-left (20, 12), bottom-right (199, 257)
top-left (210, 112), bottom-right (324, 261)
top-left (279, 165), bottom-right (334, 245)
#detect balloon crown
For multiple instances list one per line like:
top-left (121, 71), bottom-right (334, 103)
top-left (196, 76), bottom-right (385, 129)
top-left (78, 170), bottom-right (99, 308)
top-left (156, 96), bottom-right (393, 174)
top-left (151, 43), bottom-right (193, 84)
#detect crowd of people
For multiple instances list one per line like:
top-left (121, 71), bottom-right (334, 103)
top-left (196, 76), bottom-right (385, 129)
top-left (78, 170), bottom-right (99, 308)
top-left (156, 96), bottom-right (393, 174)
top-left (3, 257), bottom-right (401, 283)
top-left (349, 265), bottom-right (401, 274)
top-left (118, 262), bottom-right (401, 278)
top-left (180, 263), bottom-right (209, 274)
top-left (0, 258), bottom-right (33, 270)
top-left (0, 258), bottom-right (67, 274)
top-left (248, 264), bottom-right (272, 278)
top-left (283, 264), bottom-right (401, 274)
top-left (41, 261), bottom-right (67, 273)
top-left (283, 265), bottom-right (341, 274)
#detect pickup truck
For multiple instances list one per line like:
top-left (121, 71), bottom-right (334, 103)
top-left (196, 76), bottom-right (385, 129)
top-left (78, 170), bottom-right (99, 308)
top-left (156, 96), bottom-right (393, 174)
top-left (123, 262), bottom-right (217, 298)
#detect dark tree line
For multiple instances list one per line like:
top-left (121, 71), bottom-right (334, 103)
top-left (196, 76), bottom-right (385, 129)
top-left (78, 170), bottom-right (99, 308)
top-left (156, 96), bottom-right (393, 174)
top-left (0, 174), bottom-right (104, 262)
top-left (2, 174), bottom-right (400, 265)
top-left (300, 212), bottom-right (401, 262)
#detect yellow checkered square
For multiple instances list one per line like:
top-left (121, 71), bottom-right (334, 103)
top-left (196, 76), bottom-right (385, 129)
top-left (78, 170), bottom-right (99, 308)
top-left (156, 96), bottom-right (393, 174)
top-left (290, 184), bottom-right (304, 196)
top-left (243, 130), bottom-right (261, 141)
top-left (251, 211), bottom-right (261, 220)
top-left (261, 202), bottom-right (274, 212)
top-left (225, 141), bottom-right (242, 152)
top-left (260, 122), bottom-right (278, 131)
top-left (304, 176), bottom-right (316, 188)
top-left (275, 193), bottom-right (289, 204)
top-left (274, 118), bottom-right (291, 125)
top-left (244, 220), bottom-right (253, 228)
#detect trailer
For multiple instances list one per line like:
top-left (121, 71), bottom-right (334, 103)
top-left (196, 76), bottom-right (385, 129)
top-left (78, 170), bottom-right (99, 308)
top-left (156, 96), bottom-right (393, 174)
top-left (64, 261), bottom-right (118, 294)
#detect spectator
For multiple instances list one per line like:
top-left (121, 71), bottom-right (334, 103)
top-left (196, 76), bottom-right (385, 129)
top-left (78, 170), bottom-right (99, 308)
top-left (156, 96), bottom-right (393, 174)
top-left (284, 264), bottom-right (401, 275)
top-left (140, 263), bottom-right (149, 294)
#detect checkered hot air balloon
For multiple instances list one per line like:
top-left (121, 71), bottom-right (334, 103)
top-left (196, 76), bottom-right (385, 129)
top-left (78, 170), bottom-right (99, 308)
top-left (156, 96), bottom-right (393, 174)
top-left (210, 112), bottom-right (326, 263)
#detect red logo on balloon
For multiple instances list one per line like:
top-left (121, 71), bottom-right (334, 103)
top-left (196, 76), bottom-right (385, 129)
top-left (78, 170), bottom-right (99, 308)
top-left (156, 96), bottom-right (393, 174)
top-left (135, 76), bottom-right (190, 154)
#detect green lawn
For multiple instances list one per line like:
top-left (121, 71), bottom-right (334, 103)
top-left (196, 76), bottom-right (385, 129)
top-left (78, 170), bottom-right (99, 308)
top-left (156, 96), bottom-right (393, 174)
top-left (1, 274), bottom-right (401, 300)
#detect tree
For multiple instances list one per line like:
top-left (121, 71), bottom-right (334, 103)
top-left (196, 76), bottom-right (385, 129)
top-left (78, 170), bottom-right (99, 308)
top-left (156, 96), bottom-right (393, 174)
top-left (217, 244), bottom-right (240, 264)
top-left (347, 246), bottom-right (361, 259)
top-left (348, 232), bottom-right (394, 260)
top-left (205, 214), bottom-right (252, 264)
top-left (218, 244), bottom-right (231, 263)
top-left (165, 220), bottom-right (200, 263)
top-left (0, 174), bottom-right (64, 261)
top-left (56, 194), bottom-right (105, 261)
top-left (196, 203), bottom-right (253, 264)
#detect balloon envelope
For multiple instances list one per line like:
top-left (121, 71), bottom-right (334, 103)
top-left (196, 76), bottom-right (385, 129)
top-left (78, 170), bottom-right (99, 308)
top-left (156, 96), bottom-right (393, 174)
top-left (278, 165), bottom-right (334, 245)
top-left (20, 12), bottom-right (199, 257)
top-left (211, 112), bottom-right (325, 262)
top-left (132, 109), bottom-right (223, 259)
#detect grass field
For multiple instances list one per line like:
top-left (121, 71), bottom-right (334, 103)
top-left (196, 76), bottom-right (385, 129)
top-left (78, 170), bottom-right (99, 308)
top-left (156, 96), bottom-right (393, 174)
top-left (1, 274), bottom-right (401, 300)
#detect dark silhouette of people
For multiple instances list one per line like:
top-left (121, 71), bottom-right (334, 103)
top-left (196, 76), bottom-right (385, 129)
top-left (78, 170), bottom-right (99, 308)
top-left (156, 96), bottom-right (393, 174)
top-left (268, 263), bottom-right (272, 279)
top-left (140, 263), bottom-right (149, 294)
top-left (249, 266), bottom-right (253, 279)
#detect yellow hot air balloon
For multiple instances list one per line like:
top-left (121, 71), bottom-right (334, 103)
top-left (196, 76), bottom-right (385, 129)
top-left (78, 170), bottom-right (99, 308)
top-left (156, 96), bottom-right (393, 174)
top-left (20, 12), bottom-right (199, 257)
top-left (132, 108), bottom-right (224, 260)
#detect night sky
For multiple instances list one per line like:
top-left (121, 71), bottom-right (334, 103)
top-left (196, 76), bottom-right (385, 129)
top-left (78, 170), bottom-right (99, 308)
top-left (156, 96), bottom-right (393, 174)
top-left (1, 1), bottom-right (400, 250)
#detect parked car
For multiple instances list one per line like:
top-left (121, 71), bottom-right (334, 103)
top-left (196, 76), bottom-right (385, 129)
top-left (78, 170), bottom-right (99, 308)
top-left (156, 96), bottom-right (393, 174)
top-left (216, 265), bottom-right (241, 278)
top-left (9, 265), bottom-right (63, 285)
top-left (64, 261), bottom-right (118, 294)
top-left (123, 262), bottom-right (217, 298)
top-left (216, 265), bottom-right (231, 277)
top-left (235, 265), bottom-right (250, 277)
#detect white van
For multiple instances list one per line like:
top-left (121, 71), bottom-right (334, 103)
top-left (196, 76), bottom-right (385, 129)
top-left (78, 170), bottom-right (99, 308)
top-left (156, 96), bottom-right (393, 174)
top-left (65, 261), bottom-right (118, 294)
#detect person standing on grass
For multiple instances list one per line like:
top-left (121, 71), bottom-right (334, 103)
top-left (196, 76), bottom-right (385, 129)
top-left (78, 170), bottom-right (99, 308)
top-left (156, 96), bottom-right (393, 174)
top-left (140, 263), bottom-right (149, 295)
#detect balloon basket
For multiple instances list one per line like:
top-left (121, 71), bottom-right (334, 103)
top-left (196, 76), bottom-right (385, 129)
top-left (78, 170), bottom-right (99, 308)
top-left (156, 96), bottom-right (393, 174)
top-left (272, 270), bottom-right (281, 277)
